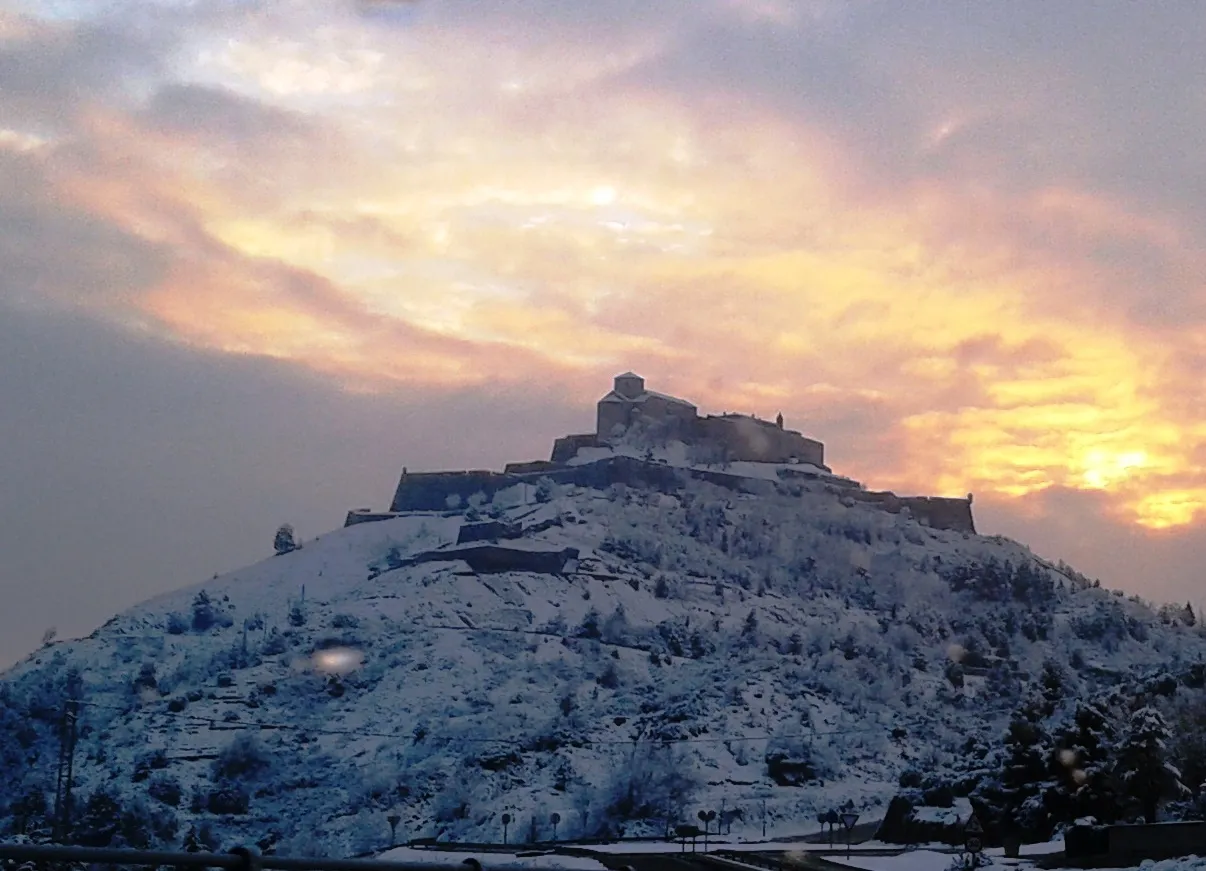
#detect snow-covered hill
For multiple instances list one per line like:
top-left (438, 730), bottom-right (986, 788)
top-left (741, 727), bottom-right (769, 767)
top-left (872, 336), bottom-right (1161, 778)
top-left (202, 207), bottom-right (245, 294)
top-left (2, 469), bottom-right (1203, 855)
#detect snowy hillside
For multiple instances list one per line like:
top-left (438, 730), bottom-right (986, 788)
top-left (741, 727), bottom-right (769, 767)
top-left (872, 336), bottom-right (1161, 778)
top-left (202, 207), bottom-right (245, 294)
top-left (2, 471), bottom-right (1204, 855)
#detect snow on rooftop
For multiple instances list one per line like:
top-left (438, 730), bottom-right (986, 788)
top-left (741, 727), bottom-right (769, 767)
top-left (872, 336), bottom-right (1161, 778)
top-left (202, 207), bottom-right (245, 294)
top-left (633, 387), bottom-right (696, 407)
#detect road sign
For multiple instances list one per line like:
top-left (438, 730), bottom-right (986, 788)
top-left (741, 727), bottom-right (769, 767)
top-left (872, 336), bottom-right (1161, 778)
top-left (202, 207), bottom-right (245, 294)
top-left (965, 815), bottom-right (983, 834)
top-left (840, 812), bottom-right (860, 830)
top-left (966, 837), bottom-right (983, 855)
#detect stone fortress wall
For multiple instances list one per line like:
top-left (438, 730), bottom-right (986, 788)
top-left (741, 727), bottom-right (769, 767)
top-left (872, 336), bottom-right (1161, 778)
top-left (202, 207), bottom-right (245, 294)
top-left (355, 371), bottom-right (975, 534)
top-left (369, 456), bottom-right (974, 533)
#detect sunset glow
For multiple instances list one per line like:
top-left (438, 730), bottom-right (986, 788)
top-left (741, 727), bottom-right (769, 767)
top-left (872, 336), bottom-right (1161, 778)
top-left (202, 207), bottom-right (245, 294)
top-left (4, 0), bottom-right (1206, 535)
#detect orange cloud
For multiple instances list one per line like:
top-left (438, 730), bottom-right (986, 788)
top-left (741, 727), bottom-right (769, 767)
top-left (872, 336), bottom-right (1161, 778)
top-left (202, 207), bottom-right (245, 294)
top-left (20, 4), bottom-right (1206, 531)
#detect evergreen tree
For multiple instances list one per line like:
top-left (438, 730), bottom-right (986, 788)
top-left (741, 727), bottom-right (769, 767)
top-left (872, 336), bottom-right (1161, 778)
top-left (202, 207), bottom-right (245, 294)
top-left (191, 591), bottom-right (215, 632)
top-left (1116, 706), bottom-right (1188, 823)
top-left (576, 608), bottom-right (602, 640)
top-left (183, 825), bottom-right (202, 852)
top-left (973, 697), bottom-right (1057, 841)
top-left (1039, 660), bottom-right (1065, 716)
top-left (1050, 700), bottom-right (1121, 824)
top-left (274, 524), bottom-right (299, 556)
top-left (76, 787), bottom-right (122, 847)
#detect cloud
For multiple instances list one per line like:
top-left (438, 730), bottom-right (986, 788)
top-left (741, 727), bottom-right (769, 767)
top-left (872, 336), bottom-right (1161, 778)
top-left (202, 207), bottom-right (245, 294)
top-left (0, 148), bottom-right (170, 309)
top-left (0, 301), bottom-right (589, 668)
top-left (2, 0), bottom-right (1206, 640)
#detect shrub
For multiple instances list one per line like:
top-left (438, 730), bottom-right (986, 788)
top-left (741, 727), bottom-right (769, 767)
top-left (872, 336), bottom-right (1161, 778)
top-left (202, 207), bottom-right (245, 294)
top-left (166, 613), bottom-right (189, 635)
top-left (191, 591), bottom-right (216, 632)
top-left (576, 609), bottom-right (602, 640)
top-left (764, 737), bottom-right (834, 786)
top-left (207, 784), bottom-right (250, 815)
top-left (603, 746), bottom-right (699, 824)
top-left (133, 662), bottom-right (158, 693)
top-left (597, 663), bottom-right (620, 689)
top-left (147, 773), bottom-right (182, 807)
top-left (132, 749), bottom-right (169, 782)
top-left (262, 629), bottom-right (287, 656)
top-left (212, 733), bottom-right (273, 782)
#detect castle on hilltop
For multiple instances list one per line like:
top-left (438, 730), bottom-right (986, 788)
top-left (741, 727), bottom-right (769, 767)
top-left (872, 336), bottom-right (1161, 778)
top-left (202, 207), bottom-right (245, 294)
top-left (551, 372), bottom-right (828, 468)
top-left (347, 371), bottom-right (975, 534)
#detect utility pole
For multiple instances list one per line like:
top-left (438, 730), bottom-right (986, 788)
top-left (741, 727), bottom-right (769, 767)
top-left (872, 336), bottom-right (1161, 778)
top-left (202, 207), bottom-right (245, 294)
top-left (52, 699), bottom-right (79, 843)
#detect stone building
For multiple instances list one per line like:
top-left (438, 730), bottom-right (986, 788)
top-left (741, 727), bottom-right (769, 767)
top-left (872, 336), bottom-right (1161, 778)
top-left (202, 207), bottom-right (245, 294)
top-left (596, 372), bottom-right (698, 438)
top-left (592, 372), bottom-right (826, 468)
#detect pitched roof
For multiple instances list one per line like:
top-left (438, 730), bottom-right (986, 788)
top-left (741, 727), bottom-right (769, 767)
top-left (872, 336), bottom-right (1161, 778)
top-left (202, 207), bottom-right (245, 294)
top-left (635, 388), bottom-right (696, 408)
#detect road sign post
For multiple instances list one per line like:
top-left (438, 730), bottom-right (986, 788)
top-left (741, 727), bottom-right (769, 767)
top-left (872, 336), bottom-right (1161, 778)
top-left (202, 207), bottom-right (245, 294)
top-left (676, 824), bottom-right (701, 853)
top-left (840, 812), bottom-right (860, 860)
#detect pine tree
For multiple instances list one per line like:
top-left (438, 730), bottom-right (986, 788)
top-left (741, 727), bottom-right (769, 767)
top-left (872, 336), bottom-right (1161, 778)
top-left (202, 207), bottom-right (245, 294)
top-left (191, 591), bottom-right (215, 632)
top-left (274, 524), bottom-right (299, 556)
top-left (1116, 706), bottom-right (1188, 823)
top-left (1050, 700), bottom-right (1121, 824)
top-left (1002, 714), bottom-right (1055, 835)
top-left (1039, 660), bottom-right (1065, 716)
top-left (973, 697), bottom-right (1057, 841)
top-left (77, 787), bottom-right (123, 847)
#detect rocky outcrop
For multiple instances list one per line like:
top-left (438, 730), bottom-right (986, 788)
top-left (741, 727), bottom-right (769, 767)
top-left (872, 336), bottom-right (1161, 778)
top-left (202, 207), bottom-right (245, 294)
top-left (456, 520), bottom-right (523, 544)
top-left (404, 544), bottom-right (580, 575)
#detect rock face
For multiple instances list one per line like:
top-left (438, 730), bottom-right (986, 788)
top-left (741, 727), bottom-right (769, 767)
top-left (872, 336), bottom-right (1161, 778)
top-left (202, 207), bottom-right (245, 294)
top-left (1, 474), bottom-right (1197, 856)
top-left (407, 543), bottom-right (580, 574)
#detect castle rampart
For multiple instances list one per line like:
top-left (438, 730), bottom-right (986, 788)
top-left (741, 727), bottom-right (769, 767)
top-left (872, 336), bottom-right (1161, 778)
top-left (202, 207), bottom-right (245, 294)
top-left (696, 414), bottom-right (825, 466)
top-left (358, 372), bottom-right (974, 534)
top-left (550, 434), bottom-right (602, 464)
top-left (839, 489), bottom-right (976, 534)
top-left (390, 469), bottom-right (516, 512)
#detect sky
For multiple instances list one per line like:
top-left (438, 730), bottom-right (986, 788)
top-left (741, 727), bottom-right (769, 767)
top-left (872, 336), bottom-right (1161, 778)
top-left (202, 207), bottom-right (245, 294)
top-left (2, 0), bottom-right (1205, 667)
